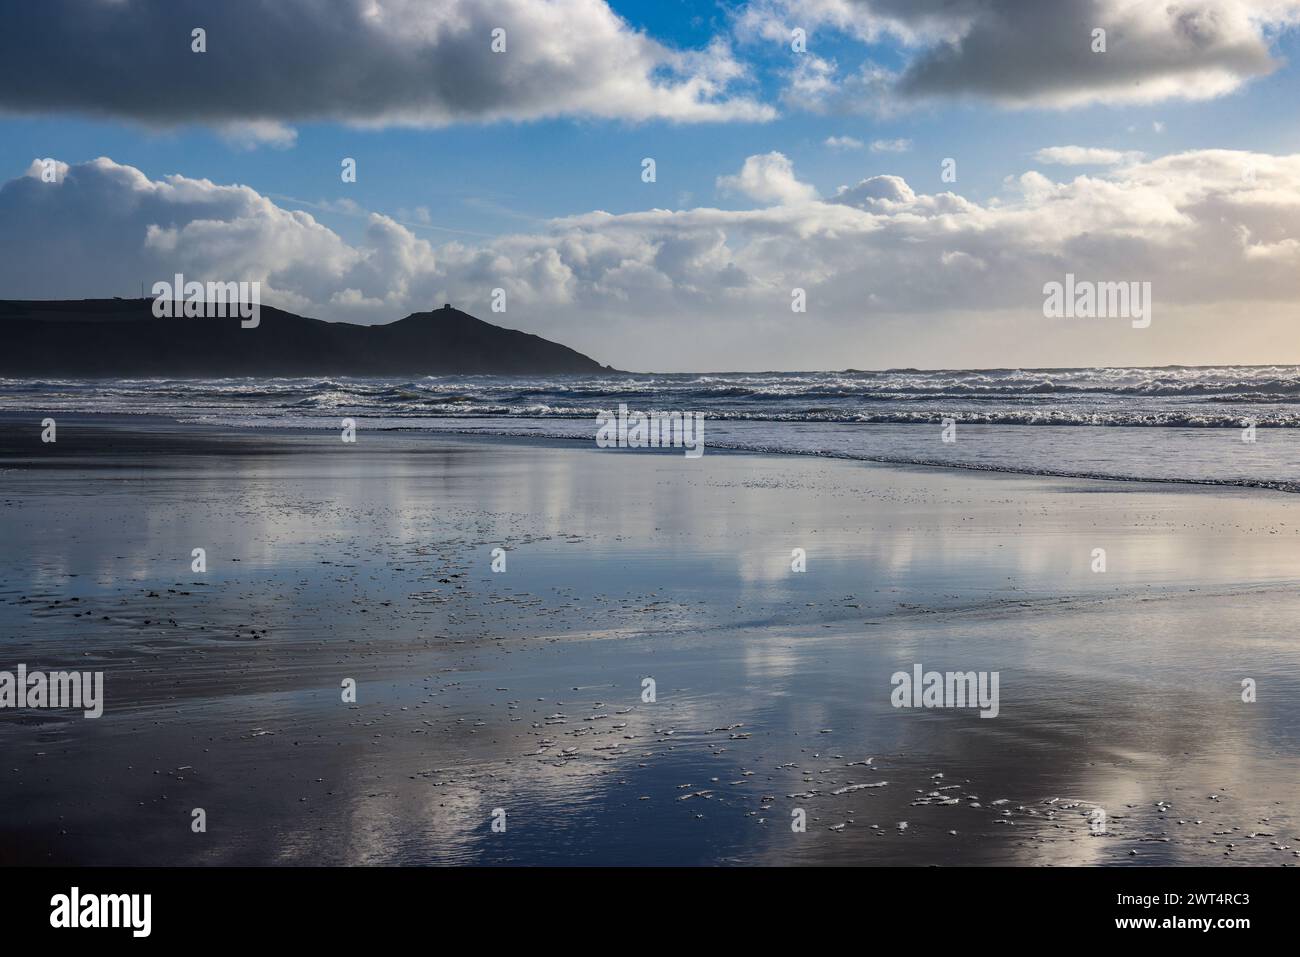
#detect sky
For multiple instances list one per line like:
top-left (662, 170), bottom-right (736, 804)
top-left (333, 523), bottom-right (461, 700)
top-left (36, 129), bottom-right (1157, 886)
top-left (2, 0), bottom-right (1300, 372)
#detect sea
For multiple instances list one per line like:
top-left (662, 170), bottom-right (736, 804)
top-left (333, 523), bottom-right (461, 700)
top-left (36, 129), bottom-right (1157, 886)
top-left (5, 365), bottom-right (1300, 491)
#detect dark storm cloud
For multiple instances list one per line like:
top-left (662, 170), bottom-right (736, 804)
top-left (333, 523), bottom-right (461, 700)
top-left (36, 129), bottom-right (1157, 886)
top-left (743, 0), bottom-right (1293, 110)
top-left (896, 0), bottom-right (1280, 106)
top-left (0, 0), bottom-right (770, 129)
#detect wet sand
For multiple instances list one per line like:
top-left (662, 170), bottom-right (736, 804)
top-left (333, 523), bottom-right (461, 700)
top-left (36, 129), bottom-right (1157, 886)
top-left (0, 413), bottom-right (1297, 865)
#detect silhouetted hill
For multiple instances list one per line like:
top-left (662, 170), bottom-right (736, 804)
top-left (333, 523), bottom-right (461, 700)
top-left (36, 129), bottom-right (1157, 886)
top-left (0, 299), bottom-right (611, 376)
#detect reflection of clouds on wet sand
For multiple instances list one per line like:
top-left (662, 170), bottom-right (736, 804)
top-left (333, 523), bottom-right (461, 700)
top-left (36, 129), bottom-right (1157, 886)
top-left (1, 422), bottom-right (1298, 864)
top-left (741, 598), bottom-right (1300, 866)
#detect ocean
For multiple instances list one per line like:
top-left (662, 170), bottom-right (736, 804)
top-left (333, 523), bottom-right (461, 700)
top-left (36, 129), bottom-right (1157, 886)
top-left (5, 365), bottom-right (1300, 491)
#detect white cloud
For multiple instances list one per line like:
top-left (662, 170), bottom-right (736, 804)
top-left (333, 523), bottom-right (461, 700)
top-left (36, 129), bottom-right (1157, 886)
top-left (824, 135), bottom-right (865, 151)
top-left (217, 121), bottom-right (299, 151)
top-left (1034, 146), bottom-right (1144, 166)
top-left (716, 151), bottom-right (819, 205)
top-left (5, 150), bottom-right (1300, 370)
top-left (22, 158), bottom-right (68, 183)
top-left (870, 138), bottom-right (913, 153)
top-left (734, 0), bottom-right (973, 47)
top-left (782, 55), bottom-right (900, 115)
top-left (829, 173), bottom-right (918, 208)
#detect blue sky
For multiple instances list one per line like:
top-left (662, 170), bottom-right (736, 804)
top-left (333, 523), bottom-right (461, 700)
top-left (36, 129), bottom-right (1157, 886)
top-left (3, 0), bottom-right (1300, 370)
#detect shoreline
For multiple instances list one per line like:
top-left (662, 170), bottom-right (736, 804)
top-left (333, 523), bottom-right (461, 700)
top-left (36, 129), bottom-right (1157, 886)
top-left (3, 409), bottom-right (1298, 498)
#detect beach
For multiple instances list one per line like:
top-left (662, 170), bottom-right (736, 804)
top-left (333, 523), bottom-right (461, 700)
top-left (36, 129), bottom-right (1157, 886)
top-left (1, 413), bottom-right (1297, 865)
